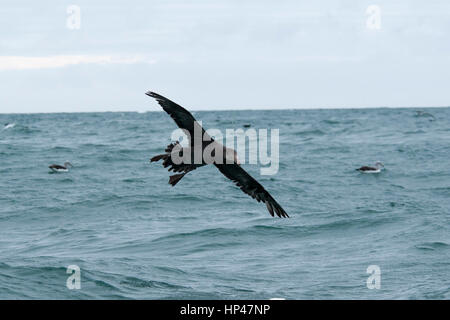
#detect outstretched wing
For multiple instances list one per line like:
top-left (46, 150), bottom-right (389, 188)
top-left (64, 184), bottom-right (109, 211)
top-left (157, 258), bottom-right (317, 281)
top-left (146, 91), bottom-right (206, 142)
top-left (215, 164), bottom-right (289, 218)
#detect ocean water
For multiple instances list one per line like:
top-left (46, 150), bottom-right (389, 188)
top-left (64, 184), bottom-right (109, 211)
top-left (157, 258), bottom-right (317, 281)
top-left (0, 108), bottom-right (449, 299)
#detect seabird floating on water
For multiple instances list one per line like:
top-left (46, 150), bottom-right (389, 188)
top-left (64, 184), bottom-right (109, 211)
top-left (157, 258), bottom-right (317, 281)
top-left (356, 161), bottom-right (384, 173)
top-left (415, 111), bottom-right (435, 120)
top-left (49, 161), bottom-right (73, 172)
top-left (146, 91), bottom-right (289, 218)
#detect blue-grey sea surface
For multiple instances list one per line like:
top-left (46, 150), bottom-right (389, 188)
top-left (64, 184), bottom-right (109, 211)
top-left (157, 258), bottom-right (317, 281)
top-left (0, 108), bottom-right (449, 299)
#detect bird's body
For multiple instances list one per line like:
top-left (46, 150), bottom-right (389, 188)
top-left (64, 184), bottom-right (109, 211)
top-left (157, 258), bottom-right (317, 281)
top-left (357, 166), bottom-right (381, 173)
top-left (415, 111), bottom-right (435, 120)
top-left (3, 123), bottom-right (15, 130)
top-left (356, 162), bottom-right (384, 173)
top-left (146, 91), bottom-right (288, 218)
top-left (49, 161), bottom-right (73, 172)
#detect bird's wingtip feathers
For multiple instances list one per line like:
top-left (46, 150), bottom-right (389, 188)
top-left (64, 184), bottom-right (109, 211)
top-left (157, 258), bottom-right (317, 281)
top-left (145, 91), bottom-right (163, 99)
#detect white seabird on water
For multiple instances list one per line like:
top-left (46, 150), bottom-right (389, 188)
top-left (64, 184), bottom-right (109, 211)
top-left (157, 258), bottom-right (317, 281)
top-left (356, 161), bottom-right (384, 173)
top-left (3, 123), bottom-right (15, 130)
top-left (49, 161), bottom-right (73, 172)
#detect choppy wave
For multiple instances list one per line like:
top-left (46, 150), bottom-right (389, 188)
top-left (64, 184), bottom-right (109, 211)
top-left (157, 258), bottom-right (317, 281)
top-left (0, 108), bottom-right (449, 299)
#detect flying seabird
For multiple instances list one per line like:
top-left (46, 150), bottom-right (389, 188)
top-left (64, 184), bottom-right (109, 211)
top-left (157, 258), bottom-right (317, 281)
top-left (49, 161), bottom-right (73, 172)
top-left (146, 91), bottom-right (289, 218)
top-left (356, 161), bottom-right (384, 173)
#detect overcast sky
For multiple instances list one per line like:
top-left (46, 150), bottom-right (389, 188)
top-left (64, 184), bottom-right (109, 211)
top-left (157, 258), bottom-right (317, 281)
top-left (1, 0), bottom-right (450, 113)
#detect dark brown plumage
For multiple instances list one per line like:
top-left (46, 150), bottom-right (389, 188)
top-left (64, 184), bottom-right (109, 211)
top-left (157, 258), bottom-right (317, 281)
top-left (215, 164), bottom-right (288, 218)
top-left (49, 164), bottom-right (66, 170)
top-left (146, 91), bottom-right (289, 218)
top-left (356, 161), bottom-right (384, 172)
top-left (357, 166), bottom-right (377, 171)
top-left (49, 161), bottom-right (73, 172)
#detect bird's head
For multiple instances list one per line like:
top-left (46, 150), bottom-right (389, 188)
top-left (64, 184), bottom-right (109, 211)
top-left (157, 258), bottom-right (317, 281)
top-left (234, 151), bottom-right (241, 165)
top-left (375, 161), bottom-right (384, 168)
top-left (64, 161), bottom-right (73, 168)
top-left (224, 147), bottom-right (240, 165)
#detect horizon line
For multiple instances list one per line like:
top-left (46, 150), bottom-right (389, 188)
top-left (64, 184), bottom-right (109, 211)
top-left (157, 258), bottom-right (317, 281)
top-left (1, 105), bottom-right (449, 115)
